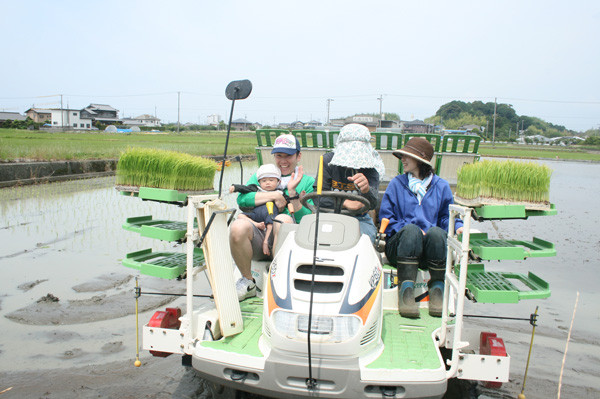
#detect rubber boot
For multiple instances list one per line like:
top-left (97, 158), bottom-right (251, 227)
top-left (427, 261), bottom-right (446, 317)
top-left (398, 281), bottom-right (420, 318)
top-left (428, 280), bottom-right (444, 317)
top-left (397, 258), bottom-right (419, 318)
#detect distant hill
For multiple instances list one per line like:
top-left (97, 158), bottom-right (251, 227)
top-left (424, 100), bottom-right (576, 140)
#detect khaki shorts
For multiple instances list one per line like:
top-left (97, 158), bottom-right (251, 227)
top-left (250, 223), bottom-right (274, 260)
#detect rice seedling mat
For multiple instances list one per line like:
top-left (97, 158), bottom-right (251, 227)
top-left (122, 215), bottom-right (197, 242)
top-left (122, 248), bottom-right (205, 279)
top-left (468, 232), bottom-right (555, 260)
top-left (456, 263), bottom-right (550, 303)
top-left (455, 160), bottom-right (552, 211)
top-left (468, 203), bottom-right (557, 220)
top-left (115, 148), bottom-right (217, 192)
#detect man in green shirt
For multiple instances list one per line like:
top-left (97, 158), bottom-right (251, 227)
top-left (230, 134), bottom-right (315, 301)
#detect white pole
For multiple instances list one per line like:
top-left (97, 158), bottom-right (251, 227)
top-left (492, 97), bottom-right (497, 144)
top-left (177, 91), bottom-right (181, 134)
top-left (557, 292), bottom-right (580, 399)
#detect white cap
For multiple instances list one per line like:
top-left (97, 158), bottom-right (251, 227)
top-left (257, 164), bottom-right (281, 181)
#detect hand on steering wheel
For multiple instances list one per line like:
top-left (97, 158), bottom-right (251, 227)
top-left (301, 191), bottom-right (370, 216)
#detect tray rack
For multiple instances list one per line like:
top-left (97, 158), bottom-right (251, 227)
top-left (456, 204), bottom-right (556, 304)
top-left (118, 186), bottom-right (215, 278)
top-left (122, 248), bottom-right (205, 280)
top-left (123, 215), bottom-right (196, 242)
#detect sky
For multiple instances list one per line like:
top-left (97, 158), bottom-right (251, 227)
top-left (1, 0), bottom-right (599, 132)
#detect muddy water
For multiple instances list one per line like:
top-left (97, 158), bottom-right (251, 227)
top-left (462, 158), bottom-right (600, 398)
top-left (0, 163), bottom-right (258, 373)
top-left (0, 159), bottom-right (599, 398)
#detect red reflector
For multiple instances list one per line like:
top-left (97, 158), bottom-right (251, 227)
top-left (148, 308), bottom-right (182, 357)
top-left (479, 332), bottom-right (507, 388)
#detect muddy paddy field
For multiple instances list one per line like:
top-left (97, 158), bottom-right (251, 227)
top-left (0, 160), bottom-right (599, 398)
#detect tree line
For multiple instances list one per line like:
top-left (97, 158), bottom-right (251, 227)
top-left (424, 100), bottom-right (575, 140)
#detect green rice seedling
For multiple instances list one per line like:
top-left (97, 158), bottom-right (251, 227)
top-left (456, 160), bottom-right (551, 204)
top-left (116, 148), bottom-right (217, 191)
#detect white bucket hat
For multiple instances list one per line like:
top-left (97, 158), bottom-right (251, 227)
top-left (330, 124), bottom-right (385, 178)
top-left (257, 163), bottom-right (281, 181)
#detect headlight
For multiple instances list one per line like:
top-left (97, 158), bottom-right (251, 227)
top-left (272, 310), bottom-right (360, 342)
top-left (297, 315), bottom-right (333, 335)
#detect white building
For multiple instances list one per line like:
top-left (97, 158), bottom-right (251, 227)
top-left (207, 114), bottom-right (220, 126)
top-left (121, 114), bottom-right (161, 127)
top-left (49, 109), bottom-right (93, 129)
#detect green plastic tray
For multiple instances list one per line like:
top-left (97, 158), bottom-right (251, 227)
top-left (116, 186), bottom-right (217, 205)
top-left (468, 233), bottom-right (555, 260)
top-left (122, 248), bottom-right (205, 279)
top-left (122, 215), bottom-right (194, 241)
top-left (138, 187), bottom-right (189, 203)
top-left (459, 263), bottom-right (551, 303)
top-left (472, 204), bottom-right (557, 220)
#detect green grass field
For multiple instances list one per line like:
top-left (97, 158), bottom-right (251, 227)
top-left (0, 129), bottom-right (257, 161)
top-left (1, 129), bottom-right (599, 162)
top-left (479, 143), bottom-right (600, 162)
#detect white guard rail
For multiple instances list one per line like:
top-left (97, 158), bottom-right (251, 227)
top-left (438, 205), bottom-right (510, 383)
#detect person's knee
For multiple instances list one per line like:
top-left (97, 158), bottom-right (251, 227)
top-left (230, 219), bottom-right (253, 242)
top-left (275, 214), bottom-right (293, 224)
top-left (402, 223), bottom-right (422, 236)
top-left (360, 221), bottom-right (377, 244)
top-left (388, 224), bottom-right (423, 260)
top-left (426, 226), bottom-right (446, 240)
top-left (424, 227), bottom-right (447, 248)
top-left (422, 227), bottom-right (447, 264)
top-left (398, 224), bottom-right (424, 246)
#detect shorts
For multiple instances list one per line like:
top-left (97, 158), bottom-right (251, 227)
top-left (250, 223), bottom-right (274, 260)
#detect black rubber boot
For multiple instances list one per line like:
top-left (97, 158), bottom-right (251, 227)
top-left (398, 281), bottom-right (420, 318)
top-left (428, 280), bottom-right (444, 317)
top-left (397, 258), bottom-right (419, 318)
top-left (427, 261), bottom-right (446, 317)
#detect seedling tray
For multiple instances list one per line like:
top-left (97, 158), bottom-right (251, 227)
top-left (116, 186), bottom-right (217, 205)
top-left (458, 263), bottom-right (550, 303)
top-left (122, 248), bottom-right (205, 279)
top-left (122, 215), bottom-right (195, 241)
top-left (471, 204), bottom-right (557, 220)
top-left (468, 233), bottom-right (555, 260)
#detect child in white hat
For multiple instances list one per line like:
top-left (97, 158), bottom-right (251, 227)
top-left (230, 164), bottom-right (282, 256)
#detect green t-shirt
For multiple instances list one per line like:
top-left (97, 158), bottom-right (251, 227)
top-left (236, 172), bottom-right (315, 223)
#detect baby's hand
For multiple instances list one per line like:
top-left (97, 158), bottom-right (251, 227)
top-left (229, 185), bottom-right (235, 193)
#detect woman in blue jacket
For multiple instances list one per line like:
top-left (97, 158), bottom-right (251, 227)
top-left (379, 137), bottom-right (463, 318)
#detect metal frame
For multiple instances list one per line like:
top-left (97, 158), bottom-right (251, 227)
top-left (438, 204), bottom-right (510, 383)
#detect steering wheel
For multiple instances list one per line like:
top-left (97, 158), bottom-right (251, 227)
top-left (301, 191), bottom-right (370, 216)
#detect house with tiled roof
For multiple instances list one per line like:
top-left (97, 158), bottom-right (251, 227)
top-left (0, 111), bottom-right (27, 122)
top-left (80, 104), bottom-right (120, 125)
top-left (121, 114), bottom-right (161, 127)
top-left (231, 118), bottom-right (254, 131)
top-left (25, 108), bottom-right (52, 123)
top-left (401, 119), bottom-right (434, 134)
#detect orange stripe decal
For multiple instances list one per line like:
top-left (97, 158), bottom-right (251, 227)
top-left (354, 280), bottom-right (381, 325)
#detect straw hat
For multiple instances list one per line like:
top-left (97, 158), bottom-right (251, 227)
top-left (393, 137), bottom-right (434, 167)
top-left (330, 124), bottom-right (385, 177)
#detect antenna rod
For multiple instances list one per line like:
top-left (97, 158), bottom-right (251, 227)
top-left (306, 155), bottom-right (324, 390)
top-left (217, 89), bottom-right (238, 198)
